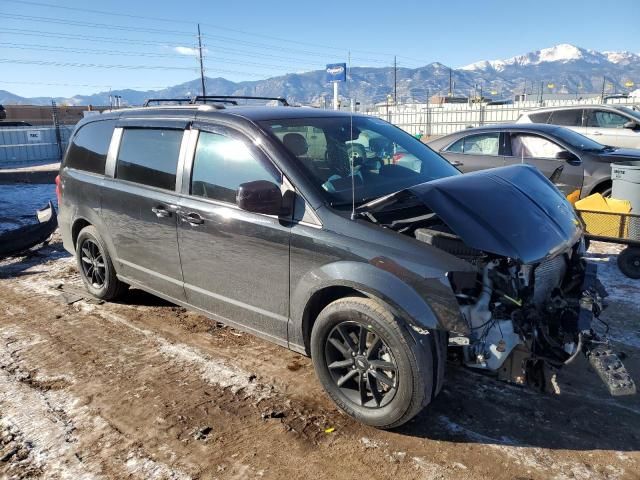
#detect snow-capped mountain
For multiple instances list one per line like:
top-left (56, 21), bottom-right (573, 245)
top-left (461, 44), bottom-right (639, 71)
top-left (2, 44), bottom-right (638, 107)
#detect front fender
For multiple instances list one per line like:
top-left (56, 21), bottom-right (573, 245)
top-left (289, 259), bottom-right (469, 350)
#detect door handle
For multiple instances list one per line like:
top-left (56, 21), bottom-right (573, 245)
top-left (151, 206), bottom-right (173, 218)
top-left (180, 212), bottom-right (204, 225)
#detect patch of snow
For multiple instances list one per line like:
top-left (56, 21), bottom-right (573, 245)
top-left (538, 44), bottom-right (585, 63)
top-left (125, 454), bottom-right (191, 480)
top-left (604, 51), bottom-right (640, 65)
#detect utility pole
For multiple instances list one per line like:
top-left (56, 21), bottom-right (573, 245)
top-left (601, 76), bottom-right (606, 103)
top-left (393, 55), bottom-right (397, 104)
top-left (448, 68), bottom-right (452, 97)
top-left (197, 24), bottom-right (206, 98)
top-left (51, 100), bottom-right (63, 160)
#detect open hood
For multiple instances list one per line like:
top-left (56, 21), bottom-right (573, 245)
top-left (363, 165), bottom-right (582, 264)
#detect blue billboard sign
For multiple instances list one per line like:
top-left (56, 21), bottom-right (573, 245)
top-left (326, 63), bottom-right (347, 82)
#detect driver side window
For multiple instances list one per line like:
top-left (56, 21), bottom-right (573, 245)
top-left (191, 131), bottom-right (281, 204)
top-left (510, 134), bottom-right (564, 159)
top-left (586, 110), bottom-right (629, 128)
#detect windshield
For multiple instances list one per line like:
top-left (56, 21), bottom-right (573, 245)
top-left (551, 126), bottom-right (608, 151)
top-left (619, 106), bottom-right (640, 122)
top-left (260, 116), bottom-right (459, 206)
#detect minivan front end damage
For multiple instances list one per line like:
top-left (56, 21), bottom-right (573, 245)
top-left (446, 245), bottom-right (635, 396)
top-left (360, 165), bottom-right (636, 396)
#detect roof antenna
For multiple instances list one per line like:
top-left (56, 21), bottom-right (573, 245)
top-left (348, 50), bottom-right (357, 221)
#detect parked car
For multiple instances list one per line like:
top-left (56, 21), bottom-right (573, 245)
top-left (516, 104), bottom-right (640, 149)
top-left (57, 100), bottom-right (632, 428)
top-left (429, 123), bottom-right (640, 197)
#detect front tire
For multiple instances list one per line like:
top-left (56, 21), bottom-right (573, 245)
top-left (310, 297), bottom-right (439, 429)
top-left (76, 225), bottom-right (128, 301)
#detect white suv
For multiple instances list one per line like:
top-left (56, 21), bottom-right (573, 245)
top-left (517, 105), bottom-right (640, 149)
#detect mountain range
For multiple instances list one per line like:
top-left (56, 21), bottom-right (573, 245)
top-left (2, 44), bottom-right (638, 107)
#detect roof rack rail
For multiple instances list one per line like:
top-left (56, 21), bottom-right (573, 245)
top-left (191, 97), bottom-right (238, 105)
top-left (191, 95), bottom-right (290, 106)
top-left (143, 98), bottom-right (192, 107)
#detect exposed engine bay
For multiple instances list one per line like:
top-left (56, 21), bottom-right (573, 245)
top-left (360, 198), bottom-right (636, 397)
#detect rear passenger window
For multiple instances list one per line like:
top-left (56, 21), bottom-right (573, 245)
top-left (191, 131), bottom-right (281, 204)
top-left (549, 109), bottom-right (583, 127)
top-left (116, 129), bottom-right (183, 190)
top-left (65, 120), bottom-right (115, 174)
top-left (445, 133), bottom-right (500, 155)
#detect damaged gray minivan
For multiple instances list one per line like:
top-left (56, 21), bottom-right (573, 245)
top-left (57, 99), bottom-right (635, 429)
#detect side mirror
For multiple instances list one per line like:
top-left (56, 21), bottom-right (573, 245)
top-left (623, 120), bottom-right (638, 130)
top-left (555, 150), bottom-right (581, 165)
top-left (236, 180), bottom-right (283, 216)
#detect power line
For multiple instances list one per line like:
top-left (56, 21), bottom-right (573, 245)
top-left (0, 0), bottom-right (422, 62)
top-left (0, 58), bottom-right (280, 78)
top-left (0, 80), bottom-right (167, 90)
top-left (0, 11), bottom-right (419, 67)
top-left (0, 13), bottom-right (196, 37)
top-left (1, 29), bottom-right (330, 66)
top-left (0, 43), bottom-right (321, 71)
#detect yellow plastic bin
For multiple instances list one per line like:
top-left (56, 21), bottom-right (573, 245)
top-left (574, 193), bottom-right (631, 238)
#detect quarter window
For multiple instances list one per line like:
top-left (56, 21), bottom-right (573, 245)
top-left (65, 120), bottom-right (116, 174)
top-left (446, 133), bottom-right (500, 156)
top-left (191, 131), bottom-right (281, 204)
top-left (115, 128), bottom-right (183, 190)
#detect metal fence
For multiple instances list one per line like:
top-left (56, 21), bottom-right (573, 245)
top-left (0, 125), bottom-right (73, 168)
top-left (364, 97), bottom-right (640, 137)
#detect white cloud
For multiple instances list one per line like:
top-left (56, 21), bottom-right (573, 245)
top-left (174, 46), bottom-right (199, 56)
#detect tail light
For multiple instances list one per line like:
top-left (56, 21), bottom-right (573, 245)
top-left (55, 174), bottom-right (62, 204)
top-left (392, 152), bottom-right (405, 164)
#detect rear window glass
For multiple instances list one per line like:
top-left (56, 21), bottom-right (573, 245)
top-left (65, 120), bottom-right (116, 174)
top-left (446, 133), bottom-right (500, 155)
top-left (116, 128), bottom-right (183, 190)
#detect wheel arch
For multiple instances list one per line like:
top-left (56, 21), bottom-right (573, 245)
top-left (290, 261), bottom-right (461, 356)
top-left (71, 217), bottom-right (92, 248)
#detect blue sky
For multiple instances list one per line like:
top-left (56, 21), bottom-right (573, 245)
top-left (1, 0), bottom-right (639, 98)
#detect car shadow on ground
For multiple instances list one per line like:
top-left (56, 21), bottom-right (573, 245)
top-left (118, 288), bottom-right (174, 307)
top-left (398, 359), bottom-right (640, 452)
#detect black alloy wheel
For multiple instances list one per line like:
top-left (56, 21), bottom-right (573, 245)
top-left (325, 321), bottom-right (398, 408)
top-left (80, 238), bottom-right (106, 289)
top-left (75, 225), bottom-right (128, 300)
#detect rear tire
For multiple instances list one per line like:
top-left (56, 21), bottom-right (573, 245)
top-left (310, 297), bottom-right (442, 429)
top-left (618, 247), bottom-right (640, 279)
top-left (76, 225), bottom-right (128, 301)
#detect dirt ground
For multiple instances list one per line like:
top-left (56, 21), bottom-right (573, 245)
top-left (1, 234), bottom-right (639, 480)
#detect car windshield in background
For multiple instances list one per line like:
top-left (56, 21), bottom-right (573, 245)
top-left (619, 106), bottom-right (640, 123)
top-left (260, 116), bottom-right (459, 206)
top-left (551, 126), bottom-right (608, 152)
